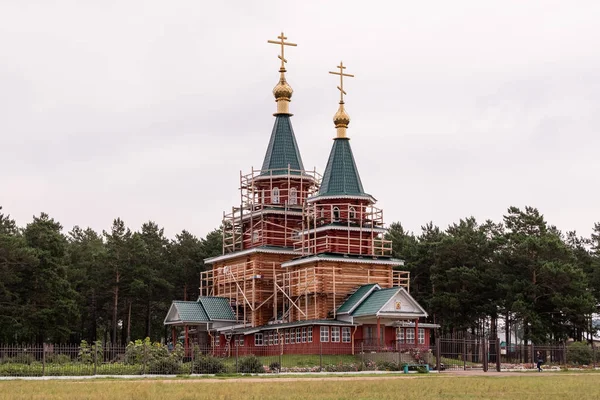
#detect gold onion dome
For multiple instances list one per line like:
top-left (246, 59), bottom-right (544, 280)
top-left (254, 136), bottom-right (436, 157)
top-left (333, 101), bottom-right (350, 128)
top-left (273, 71), bottom-right (293, 101)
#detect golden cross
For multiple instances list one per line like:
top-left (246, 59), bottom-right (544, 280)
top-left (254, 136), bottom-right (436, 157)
top-left (329, 61), bottom-right (354, 102)
top-left (267, 32), bottom-right (297, 70)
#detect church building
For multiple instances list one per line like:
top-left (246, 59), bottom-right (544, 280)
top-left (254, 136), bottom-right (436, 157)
top-left (164, 33), bottom-right (436, 356)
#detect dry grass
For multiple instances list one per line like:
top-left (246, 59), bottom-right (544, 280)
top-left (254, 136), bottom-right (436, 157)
top-left (1, 374), bottom-right (599, 400)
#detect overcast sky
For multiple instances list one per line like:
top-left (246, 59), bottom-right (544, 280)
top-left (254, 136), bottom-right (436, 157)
top-left (1, 0), bottom-right (599, 240)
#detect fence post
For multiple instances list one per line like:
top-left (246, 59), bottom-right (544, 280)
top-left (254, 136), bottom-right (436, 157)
top-left (93, 343), bottom-right (98, 376)
top-left (42, 343), bottom-right (46, 377)
top-left (319, 341), bottom-right (323, 372)
top-left (483, 339), bottom-right (488, 372)
top-left (235, 342), bottom-right (239, 373)
top-left (436, 338), bottom-right (441, 372)
top-left (462, 337), bottom-right (467, 371)
top-left (496, 337), bottom-right (501, 372)
top-left (142, 342), bottom-right (147, 375)
top-left (361, 343), bottom-right (364, 369)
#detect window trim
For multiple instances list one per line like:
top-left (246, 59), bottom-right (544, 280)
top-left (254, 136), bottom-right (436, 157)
top-left (332, 206), bottom-right (340, 222)
top-left (320, 326), bottom-right (329, 343)
top-left (272, 187), bottom-right (280, 204)
top-left (349, 206), bottom-right (356, 219)
top-left (308, 327), bottom-right (313, 343)
top-left (254, 333), bottom-right (263, 346)
top-left (406, 328), bottom-right (415, 344)
top-left (342, 327), bottom-right (351, 343)
top-left (418, 328), bottom-right (425, 345)
top-left (289, 187), bottom-right (298, 205)
top-left (331, 326), bottom-right (340, 343)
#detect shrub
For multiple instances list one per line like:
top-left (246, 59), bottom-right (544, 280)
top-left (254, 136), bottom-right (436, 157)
top-left (269, 361), bottom-right (281, 373)
top-left (46, 354), bottom-right (72, 364)
top-left (416, 365), bottom-right (429, 374)
top-left (1, 354), bottom-right (36, 365)
top-left (192, 355), bottom-right (226, 374)
top-left (148, 358), bottom-right (182, 375)
top-left (567, 342), bottom-right (593, 365)
top-left (376, 360), bottom-right (399, 371)
top-left (237, 355), bottom-right (264, 373)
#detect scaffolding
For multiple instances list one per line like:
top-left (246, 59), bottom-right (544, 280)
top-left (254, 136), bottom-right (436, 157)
top-left (222, 166), bottom-right (321, 254)
top-left (297, 202), bottom-right (392, 256)
top-left (273, 266), bottom-right (411, 323)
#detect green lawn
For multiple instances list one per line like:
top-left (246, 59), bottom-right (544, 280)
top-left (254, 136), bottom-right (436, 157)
top-left (1, 375), bottom-right (599, 399)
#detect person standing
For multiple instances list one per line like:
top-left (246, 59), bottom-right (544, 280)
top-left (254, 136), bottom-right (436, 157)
top-left (536, 351), bottom-right (543, 372)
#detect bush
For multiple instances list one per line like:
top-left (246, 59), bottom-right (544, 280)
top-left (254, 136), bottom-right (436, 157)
top-left (567, 342), bottom-right (594, 365)
top-left (376, 360), bottom-right (399, 371)
top-left (148, 358), bottom-right (182, 375)
top-left (46, 354), bottom-right (72, 364)
top-left (269, 361), bottom-right (281, 372)
top-left (192, 355), bottom-right (226, 374)
top-left (237, 355), bottom-right (264, 373)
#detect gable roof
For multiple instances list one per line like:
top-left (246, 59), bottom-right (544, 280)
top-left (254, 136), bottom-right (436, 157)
top-left (164, 297), bottom-right (237, 325)
top-left (315, 138), bottom-right (369, 198)
top-left (337, 284), bottom-right (380, 315)
top-left (261, 115), bottom-right (305, 175)
top-left (352, 288), bottom-right (399, 317)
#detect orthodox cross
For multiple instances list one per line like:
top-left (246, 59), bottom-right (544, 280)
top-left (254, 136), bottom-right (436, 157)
top-left (268, 32), bottom-right (297, 69)
top-left (329, 61), bottom-right (354, 102)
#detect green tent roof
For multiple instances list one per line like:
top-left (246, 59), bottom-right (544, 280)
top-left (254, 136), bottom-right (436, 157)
top-left (261, 115), bottom-right (305, 175)
top-left (166, 297), bottom-right (237, 325)
top-left (337, 284), bottom-right (379, 314)
top-left (351, 288), bottom-right (398, 317)
top-left (317, 138), bottom-right (367, 197)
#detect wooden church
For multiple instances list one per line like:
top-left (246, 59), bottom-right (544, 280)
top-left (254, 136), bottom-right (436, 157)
top-left (164, 33), bottom-right (436, 355)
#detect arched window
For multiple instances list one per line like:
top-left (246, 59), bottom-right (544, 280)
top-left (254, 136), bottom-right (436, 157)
top-left (332, 206), bottom-right (340, 222)
top-left (272, 187), bottom-right (280, 204)
top-left (252, 231), bottom-right (259, 243)
top-left (349, 207), bottom-right (356, 220)
top-left (320, 208), bottom-right (325, 220)
top-left (289, 187), bottom-right (298, 205)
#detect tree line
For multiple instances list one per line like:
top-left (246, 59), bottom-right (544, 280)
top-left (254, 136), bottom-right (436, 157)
top-left (0, 206), bottom-right (221, 345)
top-left (387, 206), bottom-right (600, 346)
top-left (1, 205), bottom-right (598, 345)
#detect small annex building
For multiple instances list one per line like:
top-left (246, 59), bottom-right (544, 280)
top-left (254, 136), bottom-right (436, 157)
top-left (165, 33), bottom-right (438, 356)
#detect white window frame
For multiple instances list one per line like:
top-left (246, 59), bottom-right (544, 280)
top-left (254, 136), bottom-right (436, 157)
top-left (268, 332), bottom-right (273, 346)
top-left (285, 330), bottom-right (289, 344)
top-left (302, 327), bottom-right (307, 343)
top-left (254, 333), bottom-right (263, 346)
top-left (320, 326), bottom-right (329, 343)
top-left (272, 187), bottom-right (280, 204)
top-left (396, 328), bottom-right (405, 344)
top-left (289, 187), bottom-right (297, 205)
top-left (418, 328), bottom-right (425, 345)
top-left (320, 208), bottom-right (325, 219)
top-left (332, 206), bottom-right (340, 222)
top-left (290, 329), bottom-right (296, 344)
top-left (308, 327), bottom-right (313, 343)
top-left (331, 327), bottom-right (340, 343)
top-left (296, 328), bottom-right (301, 343)
top-left (342, 327), bottom-right (351, 343)
top-left (349, 206), bottom-right (356, 219)
top-left (238, 335), bottom-right (244, 347)
top-left (214, 336), bottom-right (220, 347)
top-left (406, 328), bottom-right (415, 344)
top-left (274, 331), bottom-right (279, 345)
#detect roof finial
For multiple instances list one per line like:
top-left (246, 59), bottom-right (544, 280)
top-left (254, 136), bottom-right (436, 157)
top-left (329, 61), bottom-right (354, 138)
top-left (268, 32), bottom-right (297, 115)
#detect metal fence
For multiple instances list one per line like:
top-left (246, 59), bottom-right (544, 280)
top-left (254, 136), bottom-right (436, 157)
top-left (0, 339), bottom-right (597, 377)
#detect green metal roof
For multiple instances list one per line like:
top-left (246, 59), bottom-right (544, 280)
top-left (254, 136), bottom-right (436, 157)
top-left (261, 115), bottom-right (305, 175)
top-left (198, 297), bottom-right (236, 320)
top-left (172, 301), bottom-right (209, 323)
top-left (317, 138), bottom-right (366, 196)
top-left (337, 284), bottom-right (379, 314)
top-left (351, 288), bottom-right (398, 317)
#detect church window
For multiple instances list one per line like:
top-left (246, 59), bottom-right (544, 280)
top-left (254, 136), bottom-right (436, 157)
top-left (349, 207), bottom-right (356, 220)
top-left (396, 328), bottom-right (405, 344)
top-left (255, 333), bottom-right (263, 346)
top-left (342, 327), bottom-right (351, 343)
top-left (289, 187), bottom-right (298, 205)
top-left (418, 328), bottom-right (425, 344)
top-left (320, 326), bottom-right (329, 342)
top-left (406, 328), bottom-right (415, 344)
top-left (332, 207), bottom-right (340, 222)
top-left (272, 187), bottom-right (280, 204)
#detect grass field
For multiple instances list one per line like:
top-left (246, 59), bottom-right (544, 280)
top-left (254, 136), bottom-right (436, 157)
top-left (1, 374), bottom-right (600, 400)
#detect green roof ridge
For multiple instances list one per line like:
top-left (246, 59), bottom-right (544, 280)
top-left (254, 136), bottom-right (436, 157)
top-left (261, 115), bottom-right (305, 175)
top-left (351, 288), bottom-right (399, 317)
top-left (317, 138), bottom-right (367, 196)
top-left (337, 284), bottom-right (379, 314)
